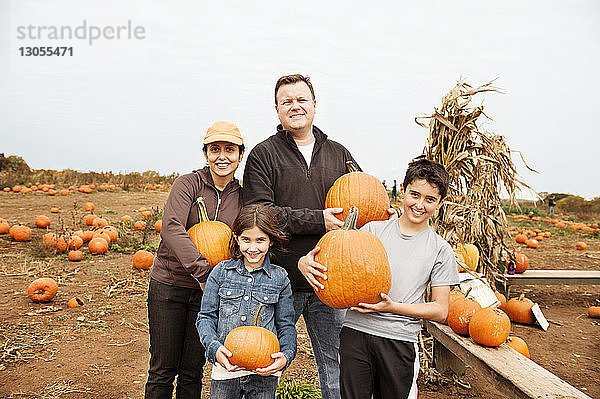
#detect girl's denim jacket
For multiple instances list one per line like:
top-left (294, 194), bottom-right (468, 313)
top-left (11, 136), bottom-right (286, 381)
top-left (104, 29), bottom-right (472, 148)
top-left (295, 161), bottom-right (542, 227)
top-left (197, 256), bottom-right (297, 367)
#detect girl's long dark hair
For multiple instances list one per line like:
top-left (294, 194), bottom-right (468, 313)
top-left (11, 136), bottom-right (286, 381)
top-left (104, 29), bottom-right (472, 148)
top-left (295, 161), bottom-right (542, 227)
top-left (229, 204), bottom-right (288, 260)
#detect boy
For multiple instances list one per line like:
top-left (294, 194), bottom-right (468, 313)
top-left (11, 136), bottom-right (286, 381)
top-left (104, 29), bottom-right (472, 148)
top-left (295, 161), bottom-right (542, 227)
top-left (339, 158), bottom-right (459, 399)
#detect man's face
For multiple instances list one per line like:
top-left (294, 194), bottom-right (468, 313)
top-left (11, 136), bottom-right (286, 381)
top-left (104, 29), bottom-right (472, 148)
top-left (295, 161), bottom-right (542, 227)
top-left (275, 82), bottom-right (316, 134)
top-left (401, 179), bottom-right (444, 226)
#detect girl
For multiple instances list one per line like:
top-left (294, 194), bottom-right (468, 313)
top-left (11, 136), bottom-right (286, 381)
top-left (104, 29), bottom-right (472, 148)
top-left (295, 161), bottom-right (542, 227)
top-left (197, 204), bottom-right (297, 399)
top-left (145, 121), bottom-right (244, 398)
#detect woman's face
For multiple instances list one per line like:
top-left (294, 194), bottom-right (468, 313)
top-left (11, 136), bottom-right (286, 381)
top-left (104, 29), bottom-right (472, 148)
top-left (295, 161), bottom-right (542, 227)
top-left (203, 141), bottom-right (243, 181)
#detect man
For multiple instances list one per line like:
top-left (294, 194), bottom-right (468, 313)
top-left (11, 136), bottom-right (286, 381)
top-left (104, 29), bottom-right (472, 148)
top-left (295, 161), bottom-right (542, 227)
top-left (242, 74), bottom-right (359, 399)
top-left (547, 194), bottom-right (556, 216)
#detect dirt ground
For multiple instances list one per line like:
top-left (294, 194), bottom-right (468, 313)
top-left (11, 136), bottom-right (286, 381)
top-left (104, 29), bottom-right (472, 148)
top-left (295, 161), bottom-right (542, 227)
top-left (0, 190), bottom-right (599, 398)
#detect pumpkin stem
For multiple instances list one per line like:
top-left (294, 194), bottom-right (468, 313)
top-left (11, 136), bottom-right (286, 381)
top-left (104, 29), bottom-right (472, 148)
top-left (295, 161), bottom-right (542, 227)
top-left (253, 304), bottom-right (263, 326)
top-left (341, 207), bottom-right (359, 230)
top-left (196, 197), bottom-right (210, 222)
top-left (345, 160), bottom-right (359, 173)
top-left (518, 293), bottom-right (525, 301)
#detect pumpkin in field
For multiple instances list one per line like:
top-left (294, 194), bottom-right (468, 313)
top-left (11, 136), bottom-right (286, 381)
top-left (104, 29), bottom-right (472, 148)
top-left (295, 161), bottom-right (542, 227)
top-left (575, 242), bottom-right (587, 251)
top-left (468, 307), bottom-right (511, 347)
top-left (100, 226), bottom-right (119, 243)
top-left (84, 214), bottom-right (98, 226)
top-left (455, 244), bottom-right (479, 271)
top-left (447, 295), bottom-right (482, 336)
top-left (0, 221), bottom-right (9, 234)
top-left (67, 297), bottom-right (84, 308)
top-left (84, 202), bottom-right (95, 211)
top-left (68, 250), bottom-right (83, 261)
top-left (11, 225), bottom-right (31, 241)
top-left (68, 235), bottom-right (84, 250)
top-left (505, 294), bottom-right (535, 324)
top-left (133, 250), bottom-right (154, 269)
top-left (313, 207), bottom-right (391, 309)
top-left (505, 336), bottom-right (530, 358)
top-left (525, 239), bottom-right (538, 249)
top-left (224, 304), bottom-right (280, 370)
top-left (588, 306), bottom-right (600, 319)
top-left (134, 221), bottom-right (147, 231)
top-left (75, 230), bottom-right (94, 243)
top-left (324, 161), bottom-right (389, 228)
top-left (92, 218), bottom-right (109, 229)
top-left (27, 278), bottom-right (58, 302)
top-left (514, 253), bottom-right (529, 274)
top-left (89, 237), bottom-right (109, 254)
top-left (154, 220), bottom-right (162, 232)
top-left (121, 215), bottom-right (132, 223)
top-left (59, 189), bottom-right (69, 196)
top-left (35, 215), bottom-right (51, 228)
top-left (50, 207), bottom-right (60, 213)
top-left (515, 234), bottom-right (527, 244)
top-left (141, 210), bottom-right (152, 220)
top-left (187, 197), bottom-right (232, 268)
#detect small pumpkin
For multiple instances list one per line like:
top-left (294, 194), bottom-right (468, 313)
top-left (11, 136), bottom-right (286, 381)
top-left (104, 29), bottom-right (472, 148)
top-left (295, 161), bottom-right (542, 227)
top-left (88, 237), bottom-right (109, 255)
top-left (588, 306), bottom-right (600, 319)
top-left (0, 221), bottom-right (10, 234)
top-left (47, 189), bottom-right (56, 196)
top-left (313, 207), bottom-right (391, 309)
top-left (68, 235), bottom-right (84, 250)
top-left (141, 210), bottom-right (152, 220)
top-left (67, 297), bottom-right (84, 308)
top-left (84, 214), bottom-right (99, 226)
top-left (84, 202), bottom-right (95, 211)
top-left (505, 336), bottom-right (530, 358)
top-left (121, 215), bottom-right (132, 223)
top-left (59, 189), bottom-right (69, 196)
top-left (224, 304), bottom-right (280, 370)
top-left (154, 220), bottom-right (162, 233)
top-left (35, 215), bottom-right (51, 228)
top-left (505, 294), bottom-right (535, 324)
top-left (515, 234), bottom-right (527, 244)
top-left (494, 291), bottom-right (507, 311)
top-left (187, 197), bottom-right (232, 268)
top-left (68, 250), bottom-right (83, 261)
top-left (134, 221), bottom-right (147, 231)
top-left (514, 253), bottom-right (529, 274)
top-left (468, 307), bottom-right (511, 347)
top-left (575, 242), bottom-right (587, 251)
top-left (100, 226), bottom-right (119, 243)
top-left (324, 161), bottom-right (389, 228)
top-left (27, 278), bottom-right (58, 302)
top-left (92, 230), bottom-right (112, 244)
top-left (92, 218), bottom-right (109, 229)
top-left (525, 239), bottom-right (538, 249)
top-left (447, 295), bottom-right (482, 336)
top-left (133, 250), bottom-right (154, 269)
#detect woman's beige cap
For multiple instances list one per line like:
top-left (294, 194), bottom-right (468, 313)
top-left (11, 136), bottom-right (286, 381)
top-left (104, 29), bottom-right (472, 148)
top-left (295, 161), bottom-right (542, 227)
top-left (203, 121), bottom-right (243, 145)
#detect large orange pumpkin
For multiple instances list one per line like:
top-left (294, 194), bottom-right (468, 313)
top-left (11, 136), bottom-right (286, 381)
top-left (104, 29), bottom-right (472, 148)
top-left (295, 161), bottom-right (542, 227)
top-left (89, 237), bottom-right (109, 254)
top-left (133, 250), bottom-right (154, 269)
top-left (447, 296), bottom-right (482, 336)
top-left (187, 197), bottom-right (232, 268)
top-left (505, 336), bottom-right (530, 358)
top-left (27, 278), bottom-right (58, 302)
top-left (514, 253), bottom-right (529, 274)
top-left (324, 161), bottom-right (389, 228)
top-left (11, 225), bottom-right (31, 241)
top-left (313, 207), bottom-right (391, 309)
top-left (505, 294), bottom-right (535, 324)
top-left (224, 304), bottom-right (280, 370)
top-left (468, 307), bottom-right (511, 347)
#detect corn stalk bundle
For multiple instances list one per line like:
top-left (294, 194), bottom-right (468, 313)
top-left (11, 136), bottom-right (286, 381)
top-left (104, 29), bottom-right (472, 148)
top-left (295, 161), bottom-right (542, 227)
top-left (416, 79), bottom-right (534, 278)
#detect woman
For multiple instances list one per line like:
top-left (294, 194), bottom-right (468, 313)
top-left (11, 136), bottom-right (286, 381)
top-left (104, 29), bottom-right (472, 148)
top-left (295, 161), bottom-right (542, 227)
top-left (145, 121), bottom-right (244, 399)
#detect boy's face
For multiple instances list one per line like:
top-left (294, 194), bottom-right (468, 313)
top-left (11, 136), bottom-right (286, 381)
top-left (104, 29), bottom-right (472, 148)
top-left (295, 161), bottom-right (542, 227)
top-left (401, 179), bottom-right (444, 226)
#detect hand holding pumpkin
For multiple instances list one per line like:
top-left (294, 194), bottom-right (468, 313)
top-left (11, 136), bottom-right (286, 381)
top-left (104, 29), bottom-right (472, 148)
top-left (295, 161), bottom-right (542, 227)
top-left (254, 352), bottom-right (288, 376)
top-left (215, 345), bottom-right (244, 372)
top-left (323, 208), bottom-right (344, 232)
top-left (350, 293), bottom-right (396, 313)
top-left (298, 247), bottom-right (327, 291)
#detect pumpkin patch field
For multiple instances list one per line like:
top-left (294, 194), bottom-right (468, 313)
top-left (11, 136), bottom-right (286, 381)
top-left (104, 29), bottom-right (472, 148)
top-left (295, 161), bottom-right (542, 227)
top-left (0, 190), bottom-right (599, 398)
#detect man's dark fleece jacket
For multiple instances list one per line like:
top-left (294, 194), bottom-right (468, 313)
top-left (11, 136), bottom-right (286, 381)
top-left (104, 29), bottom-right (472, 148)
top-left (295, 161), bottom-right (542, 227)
top-left (242, 125), bottom-right (360, 292)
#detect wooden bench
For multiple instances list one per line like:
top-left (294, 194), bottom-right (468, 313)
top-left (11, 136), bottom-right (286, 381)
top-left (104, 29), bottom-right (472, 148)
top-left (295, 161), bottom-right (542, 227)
top-left (424, 321), bottom-right (591, 399)
top-left (494, 270), bottom-right (600, 297)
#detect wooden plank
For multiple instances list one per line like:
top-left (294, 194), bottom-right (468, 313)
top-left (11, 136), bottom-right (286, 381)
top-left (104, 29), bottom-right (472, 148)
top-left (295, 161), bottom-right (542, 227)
top-left (494, 270), bottom-right (600, 296)
top-left (425, 321), bottom-right (591, 399)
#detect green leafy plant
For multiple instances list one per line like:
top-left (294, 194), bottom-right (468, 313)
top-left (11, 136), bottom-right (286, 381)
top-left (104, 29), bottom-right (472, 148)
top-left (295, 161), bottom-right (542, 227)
top-left (276, 379), bottom-right (321, 399)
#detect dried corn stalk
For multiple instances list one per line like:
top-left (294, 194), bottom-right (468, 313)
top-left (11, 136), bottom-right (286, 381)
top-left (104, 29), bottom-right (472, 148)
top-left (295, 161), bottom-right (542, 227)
top-left (416, 79), bottom-right (535, 279)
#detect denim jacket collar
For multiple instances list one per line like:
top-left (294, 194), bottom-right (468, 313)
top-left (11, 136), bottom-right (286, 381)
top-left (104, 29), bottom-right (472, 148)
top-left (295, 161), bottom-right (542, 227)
top-left (223, 256), bottom-right (275, 279)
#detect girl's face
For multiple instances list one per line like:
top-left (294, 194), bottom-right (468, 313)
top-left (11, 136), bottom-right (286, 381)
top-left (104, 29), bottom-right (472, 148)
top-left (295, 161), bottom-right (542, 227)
top-left (235, 226), bottom-right (271, 270)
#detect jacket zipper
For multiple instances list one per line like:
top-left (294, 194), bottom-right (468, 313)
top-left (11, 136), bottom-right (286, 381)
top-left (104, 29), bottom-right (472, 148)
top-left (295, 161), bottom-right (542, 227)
top-left (211, 186), bottom-right (222, 220)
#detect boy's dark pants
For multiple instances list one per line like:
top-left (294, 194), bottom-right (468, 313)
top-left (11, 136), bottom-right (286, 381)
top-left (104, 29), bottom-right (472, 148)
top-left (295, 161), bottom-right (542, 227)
top-left (145, 278), bottom-right (206, 399)
top-left (339, 326), bottom-right (418, 399)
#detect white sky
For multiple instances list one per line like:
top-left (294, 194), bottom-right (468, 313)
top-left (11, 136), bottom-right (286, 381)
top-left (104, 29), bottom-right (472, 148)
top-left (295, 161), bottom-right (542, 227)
top-left (1, 0), bottom-right (599, 199)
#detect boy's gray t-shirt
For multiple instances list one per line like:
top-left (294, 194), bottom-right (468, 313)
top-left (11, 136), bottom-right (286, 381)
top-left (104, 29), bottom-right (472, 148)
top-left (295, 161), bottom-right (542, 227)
top-left (343, 219), bottom-right (459, 342)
